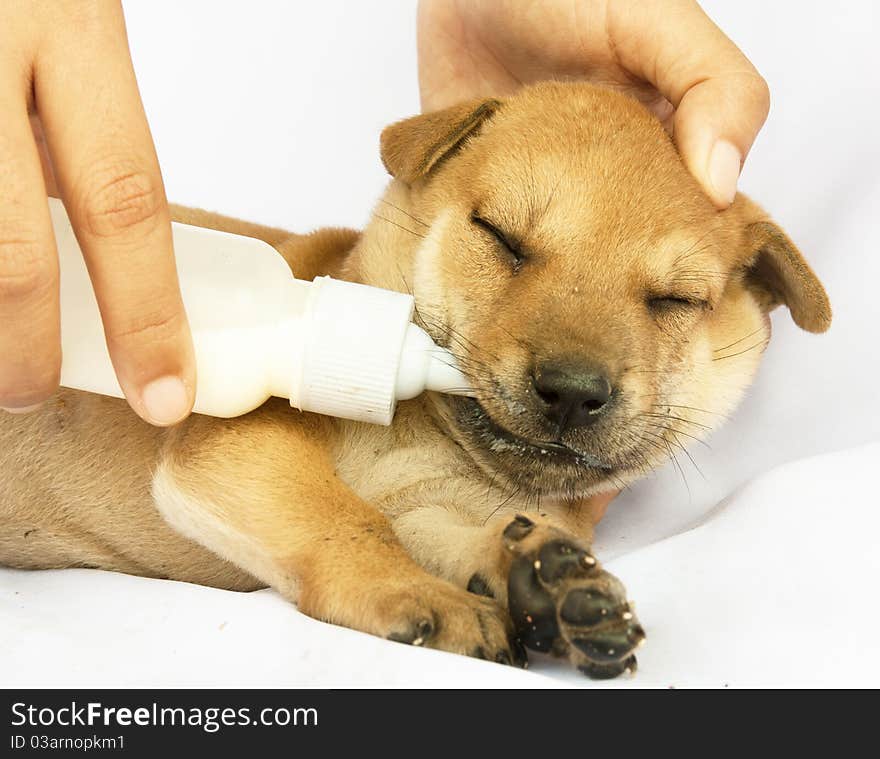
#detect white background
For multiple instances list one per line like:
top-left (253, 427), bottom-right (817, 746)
top-left (1, 0), bottom-right (878, 687)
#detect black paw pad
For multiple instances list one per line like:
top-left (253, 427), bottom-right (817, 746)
top-left (507, 555), bottom-right (559, 652)
top-left (503, 514), bottom-right (536, 542)
top-left (536, 540), bottom-right (595, 584)
top-left (466, 573), bottom-right (495, 598)
top-left (387, 617), bottom-right (435, 647)
top-left (579, 655), bottom-right (637, 680)
top-left (559, 589), bottom-right (618, 626)
top-left (571, 625), bottom-right (645, 663)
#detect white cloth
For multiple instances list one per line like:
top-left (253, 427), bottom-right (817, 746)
top-left (1, 0), bottom-right (878, 688)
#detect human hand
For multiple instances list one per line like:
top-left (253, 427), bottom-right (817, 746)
top-left (0, 0), bottom-right (194, 425)
top-left (417, 0), bottom-right (769, 208)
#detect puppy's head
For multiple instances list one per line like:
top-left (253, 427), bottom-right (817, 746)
top-left (377, 82), bottom-right (831, 499)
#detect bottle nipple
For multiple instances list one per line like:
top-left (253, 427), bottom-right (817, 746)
top-left (395, 324), bottom-right (474, 400)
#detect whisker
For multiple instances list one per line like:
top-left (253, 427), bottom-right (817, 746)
top-left (712, 327), bottom-right (765, 355)
top-left (653, 403), bottom-right (730, 421)
top-left (494, 323), bottom-right (531, 350)
top-left (662, 435), bottom-right (691, 500)
top-left (639, 411), bottom-right (712, 430)
top-left (372, 213), bottom-right (426, 239)
top-left (418, 316), bottom-right (500, 365)
top-left (642, 420), bottom-right (712, 450)
top-left (378, 198), bottom-right (429, 227)
top-left (664, 428), bottom-right (706, 479)
top-left (671, 227), bottom-right (718, 268)
top-left (712, 339), bottom-right (769, 362)
top-left (482, 479), bottom-right (523, 526)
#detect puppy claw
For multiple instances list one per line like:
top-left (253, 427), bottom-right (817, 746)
top-left (387, 617), bottom-right (435, 647)
top-left (509, 636), bottom-right (529, 668)
top-left (503, 514), bottom-right (536, 543)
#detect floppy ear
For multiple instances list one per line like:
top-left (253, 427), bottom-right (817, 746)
top-left (380, 98), bottom-right (502, 184)
top-left (743, 219), bottom-right (832, 333)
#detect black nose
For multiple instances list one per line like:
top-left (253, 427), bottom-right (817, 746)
top-left (531, 363), bottom-right (613, 429)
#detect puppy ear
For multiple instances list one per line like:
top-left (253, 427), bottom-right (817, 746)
top-left (743, 219), bottom-right (832, 333)
top-left (380, 98), bottom-right (502, 184)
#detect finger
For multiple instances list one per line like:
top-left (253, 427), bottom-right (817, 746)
top-left (30, 113), bottom-right (59, 197)
top-left (605, 0), bottom-right (770, 207)
top-left (0, 87), bottom-right (60, 411)
top-left (35, 2), bottom-right (195, 425)
top-left (583, 490), bottom-right (618, 526)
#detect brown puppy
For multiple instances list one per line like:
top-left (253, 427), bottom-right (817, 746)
top-left (0, 83), bottom-right (830, 678)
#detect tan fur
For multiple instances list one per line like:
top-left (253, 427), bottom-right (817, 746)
top-left (0, 83), bottom-right (830, 673)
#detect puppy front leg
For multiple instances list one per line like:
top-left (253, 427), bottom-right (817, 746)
top-left (394, 506), bottom-right (646, 678)
top-left (151, 412), bottom-right (520, 663)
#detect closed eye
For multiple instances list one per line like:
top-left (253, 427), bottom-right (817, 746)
top-left (647, 295), bottom-right (709, 312)
top-left (470, 212), bottom-right (525, 269)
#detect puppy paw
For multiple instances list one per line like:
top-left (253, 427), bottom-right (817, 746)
top-left (381, 579), bottom-right (527, 668)
top-left (502, 515), bottom-right (645, 679)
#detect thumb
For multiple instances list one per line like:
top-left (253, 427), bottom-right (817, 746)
top-left (673, 70), bottom-right (770, 208)
top-left (606, 1), bottom-right (770, 207)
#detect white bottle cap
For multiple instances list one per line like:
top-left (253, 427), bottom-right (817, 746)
top-left (290, 277), bottom-right (473, 425)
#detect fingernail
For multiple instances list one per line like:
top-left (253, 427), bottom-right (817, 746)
top-left (707, 139), bottom-right (741, 206)
top-left (140, 375), bottom-right (190, 426)
top-left (1, 403), bottom-right (42, 414)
